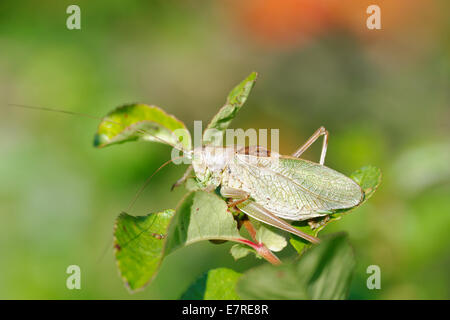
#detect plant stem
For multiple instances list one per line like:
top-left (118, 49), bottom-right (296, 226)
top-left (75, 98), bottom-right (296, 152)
top-left (257, 245), bottom-right (282, 266)
top-left (242, 219), bottom-right (257, 241)
top-left (241, 219), bottom-right (282, 266)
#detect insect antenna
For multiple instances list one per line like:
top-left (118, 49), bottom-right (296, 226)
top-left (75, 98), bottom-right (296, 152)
top-left (125, 155), bottom-right (185, 212)
top-left (8, 103), bottom-right (191, 156)
top-left (10, 103), bottom-right (193, 262)
top-left (95, 155), bottom-right (186, 263)
top-left (10, 103), bottom-right (192, 260)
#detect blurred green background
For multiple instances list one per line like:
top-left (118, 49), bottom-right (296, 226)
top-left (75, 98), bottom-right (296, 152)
top-left (1, 0), bottom-right (449, 299)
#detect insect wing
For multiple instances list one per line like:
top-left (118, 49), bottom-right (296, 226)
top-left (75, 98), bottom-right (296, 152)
top-left (234, 154), bottom-right (363, 219)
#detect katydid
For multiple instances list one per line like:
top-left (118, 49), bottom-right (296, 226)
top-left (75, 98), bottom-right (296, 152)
top-left (184, 127), bottom-right (364, 244)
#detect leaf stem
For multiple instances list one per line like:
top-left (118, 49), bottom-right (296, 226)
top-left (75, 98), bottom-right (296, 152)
top-left (242, 219), bottom-right (257, 241)
top-left (257, 245), bottom-right (282, 266)
top-left (239, 220), bottom-right (282, 266)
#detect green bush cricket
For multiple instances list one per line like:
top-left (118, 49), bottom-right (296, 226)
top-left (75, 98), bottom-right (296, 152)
top-left (177, 126), bottom-right (363, 244)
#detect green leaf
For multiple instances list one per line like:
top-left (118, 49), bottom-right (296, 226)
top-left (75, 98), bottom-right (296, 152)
top-left (229, 221), bottom-right (286, 261)
top-left (230, 244), bottom-right (258, 260)
top-left (289, 224), bottom-right (317, 255)
top-left (114, 209), bottom-right (174, 292)
top-left (203, 72), bottom-right (258, 145)
top-left (350, 165), bottom-right (382, 202)
top-left (184, 177), bottom-right (202, 192)
top-left (253, 220), bottom-right (287, 252)
top-left (298, 234), bottom-right (355, 299)
top-left (93, 103), bottom-right (192, 150)
top-left (181, 268), bottom-right (242, 300)
top-left (164, 191), bottom-right (245, 255)
top-left (290, 165), bottom-right (382, 254)
top-left (113, 191), bottom-right (260, 292)
top-left (237, 234), bottom-right (355, 300)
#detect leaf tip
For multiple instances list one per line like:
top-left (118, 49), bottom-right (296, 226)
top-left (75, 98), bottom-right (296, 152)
top-left (249, 71), bottom-right (258, 80)
top-left (93, 133), bottom-right (106, 148)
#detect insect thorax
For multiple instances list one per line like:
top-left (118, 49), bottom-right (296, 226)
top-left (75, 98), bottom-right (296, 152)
top-left (192, 146), bottom-right (236, 189)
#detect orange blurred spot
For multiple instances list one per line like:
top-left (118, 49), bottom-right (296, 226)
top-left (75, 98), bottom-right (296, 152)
top-left (226, 0), bottom-right (440, 50)
top-left (230, 0), bottom-right (331, 48)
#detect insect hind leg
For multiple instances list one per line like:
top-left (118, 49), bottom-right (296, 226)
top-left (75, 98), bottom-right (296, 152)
top-left (237, 201), bottom-right (320, 244)
top-left (221, 187), bottom-right (320, 244)
top-left (292, 126), bottom-right (329, 165)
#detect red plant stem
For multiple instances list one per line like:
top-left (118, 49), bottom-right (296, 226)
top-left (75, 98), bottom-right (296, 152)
top-left (235, 238), bottom-right (281, 265)
top-left (257, 246), bottom-right (282, 266)
top-left (235, 220), bottom-right (282, 266)
top-left (243, 219), bottom-right (257, 241)
top-left (235, 238), bottom-right (260, 250)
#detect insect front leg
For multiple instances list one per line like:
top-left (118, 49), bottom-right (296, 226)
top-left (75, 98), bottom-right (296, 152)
top-left (292, 126), bottom-right (329, 165)
top-left (171, 165), bottom-right (193, 190)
